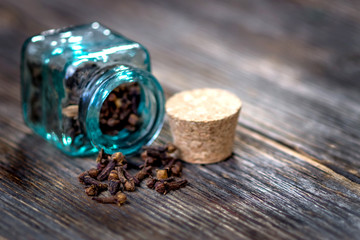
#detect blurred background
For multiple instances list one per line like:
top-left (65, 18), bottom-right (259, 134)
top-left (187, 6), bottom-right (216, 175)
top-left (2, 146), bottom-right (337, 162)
top-left (2, 0), bottom-right (360, 92)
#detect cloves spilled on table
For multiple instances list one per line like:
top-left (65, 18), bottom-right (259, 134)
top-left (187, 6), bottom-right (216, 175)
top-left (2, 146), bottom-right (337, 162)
top-left (78, 143), bottom-right (188, 206)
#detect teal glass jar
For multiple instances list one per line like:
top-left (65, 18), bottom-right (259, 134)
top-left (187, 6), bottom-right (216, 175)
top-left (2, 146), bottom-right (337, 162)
top-left (21, 22), bottom-right (165, 156)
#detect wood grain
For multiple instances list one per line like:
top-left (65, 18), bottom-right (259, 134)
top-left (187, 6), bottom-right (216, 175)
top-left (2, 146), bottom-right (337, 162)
top-left (0, 0), bottom-right (360, 239)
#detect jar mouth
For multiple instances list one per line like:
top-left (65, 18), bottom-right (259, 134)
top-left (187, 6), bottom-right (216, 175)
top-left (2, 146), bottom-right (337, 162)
top-left (83, 65), bottom-right (164, 155)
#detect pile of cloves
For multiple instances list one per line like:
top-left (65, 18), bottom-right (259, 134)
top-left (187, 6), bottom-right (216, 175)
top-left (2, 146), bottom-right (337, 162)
top-left (141, 144), bottom-right (188, 194)
top-left (78, 143), bottom-right (188, 206)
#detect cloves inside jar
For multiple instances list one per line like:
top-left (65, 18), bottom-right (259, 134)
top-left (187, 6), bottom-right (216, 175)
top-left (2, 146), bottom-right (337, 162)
top-left (99, 83), bottom-right (141, 135)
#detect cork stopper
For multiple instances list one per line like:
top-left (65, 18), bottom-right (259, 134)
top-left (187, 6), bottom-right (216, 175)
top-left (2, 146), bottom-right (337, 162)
top-left (166, 88), bottom-right (242, 164)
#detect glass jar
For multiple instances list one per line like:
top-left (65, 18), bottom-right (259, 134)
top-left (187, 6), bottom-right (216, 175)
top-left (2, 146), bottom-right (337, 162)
top-left (21, 22), bottom-right (165, 156)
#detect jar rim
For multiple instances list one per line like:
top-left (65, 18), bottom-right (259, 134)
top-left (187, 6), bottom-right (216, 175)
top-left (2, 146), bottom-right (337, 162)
top-left (81, 64), bottom-right (165, 155)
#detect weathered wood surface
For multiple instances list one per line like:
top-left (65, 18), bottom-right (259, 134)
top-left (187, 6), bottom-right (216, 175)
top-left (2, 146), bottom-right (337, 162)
top-left (1, 0), bottom-right (360, 239)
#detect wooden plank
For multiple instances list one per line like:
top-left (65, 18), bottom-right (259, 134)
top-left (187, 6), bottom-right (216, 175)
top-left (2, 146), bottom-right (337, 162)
top-left (0, 0), bottom-right (359, 239)
top-left (1, 119), bottom-right (360, 240)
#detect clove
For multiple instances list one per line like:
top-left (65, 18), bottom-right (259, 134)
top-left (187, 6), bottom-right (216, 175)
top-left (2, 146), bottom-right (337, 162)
top-left (85, 185), bottom-right (103, 196)
top-left (116, 167), bottom-right (127, 184)
top-left (164, 157), bottom-right (175, 171)
top-left (96, 148), bottom-right (105, 163)
top-left (79, 174), bottom-right (108, 190)
top-left (92, 192), bottom-right (127, 206)
top-left (154, 181), bottom-right (166, 194)
top-left (166, 179), bottom-right (188, 191)
top-left (88, 168), bottom-right (99, 178)
top-left (97, 159), bottom-right (116, 181)
top-left (170, 161), bottom-right (183, 176)
top-left (123, 169), bottom-right (139, 186)
top-left (117, 166), bottom-right (135, 191)
top-left (134, 166), bottom-right (152, 183)
top-left (78, 171), bottom-right (88, 184)
top-left (111, 152), bottom-right (126, 165)
top-left (108, 170), bottom-right (121, 195)
top-left (156, 169), bottom-right (168, 180)
top-left (146, 177), bottom-right (157, 189)
top-left (147, 177), bottom-right (175, 190)
top-left (146, 148), bottom-right (167, 159)
top-left (96, 149), bottom-right (109, 171)
top-left (124, 180), bottom-right (135, 192)
top-left (154, 179), bottom-right (187, 194)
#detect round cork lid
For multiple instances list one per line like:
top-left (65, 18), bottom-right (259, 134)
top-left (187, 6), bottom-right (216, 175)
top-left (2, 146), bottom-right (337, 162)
top-left (166, 88), bottom-right (242, 164)
top-left (166, 88), bottom-right (242, 122)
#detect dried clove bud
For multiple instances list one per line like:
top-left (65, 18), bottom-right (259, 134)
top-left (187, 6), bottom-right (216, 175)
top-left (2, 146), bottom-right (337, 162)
top-left (128, 113), bottom-right (139, 126)
top-left (92, 196), bottom-right (115, 204)
top-left (142, 157), bottom-right (159, 168)
top-left (146, 148), bottom-right (167, 159)
top-left (78, 171), bottom-right (88, 184)
top-left (96, 150), bottom-right (109, 171)
top-left (140, 149), bottom-right (163, 167)
top-left (134, 166), bottom-right (152, 183)
top-left (170, 161), bottom-right (183, 176)
top-left (109, 180), bottom-right (121, 195)
top-left (107, 93), bottom-right (117, 102)
top-left (96, 162), bottom-right (107, 171)
top-left (143, 145), bottom-right (167, 152)
top-left (117, 167), bottom-right (136, 191)
top-left (115, 192), bottom-right (127, 206)
top-left (96, 148), bottom-right (105, 163)
top-left (115, 98), bottom-right (122, 108)
top-left (154, 181), bottom-right (166, 194)
top-left (158, 177), bottom-right (175, 182)
top-left (124, 180), bottom-right (135, 192)
top-left (147, 177), bottom-right (175, 189)
top-left (166, 179), bottom-right (188, 191)
top-left (97, 160), bottom-right (116, 181)
top-left (164, 157), bottom-right (175, 170)
top-left (123, 168), bottom-right (140, 186)
top-left (92, 192), bottom-right (127, 206)
top-left (84, 175), bottom-right (108, 188)
top-left (108, 169), bottom-right (121, 195)
top-left (156, 169), bottom-right (168, 180)
top-left (108, 170), bottom-right (119, 180)
top-left (112, 152), bottom-right (125, 165)
top-left (146, 177), bottom-right (157, 189)
top-left (88, 168), bottom-right (99, 178)
top-left (155, 179), bottom-right (188, 194)
top-left (116, 167), bottom-right (127, 184)
top-left (162, 156), bottom-right (177, 166)
top-left (85, 185), bottom-right (101, 196)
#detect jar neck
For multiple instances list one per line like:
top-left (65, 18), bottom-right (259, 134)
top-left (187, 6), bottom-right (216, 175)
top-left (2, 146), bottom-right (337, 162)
top-left (79, 64), bottom-right (165, 155)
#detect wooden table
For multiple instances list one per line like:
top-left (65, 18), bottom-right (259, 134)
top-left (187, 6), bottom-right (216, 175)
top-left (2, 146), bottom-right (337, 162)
top-left (1, 0), bottom-right (360, 239)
